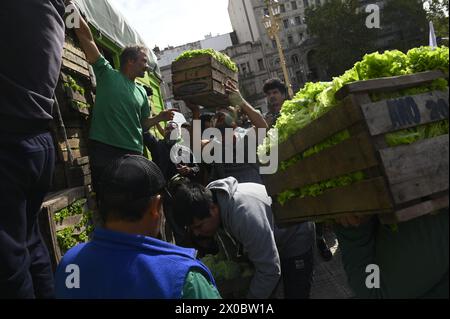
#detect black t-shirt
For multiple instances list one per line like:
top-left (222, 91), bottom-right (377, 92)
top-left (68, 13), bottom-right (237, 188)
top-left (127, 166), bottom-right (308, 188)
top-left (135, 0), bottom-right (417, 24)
top-left (0, 0), bottom-right (66, 133)
top-left (143, 132), bottom-right (199, 182)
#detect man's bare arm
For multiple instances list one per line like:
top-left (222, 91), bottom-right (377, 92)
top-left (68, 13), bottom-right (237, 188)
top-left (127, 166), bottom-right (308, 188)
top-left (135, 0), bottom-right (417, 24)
top-left (226, 81), bottom-right (268, 130)
top-left (142, 109), bottom-right (176, 132)
top-left (69, 2), bottom-right (101, 64)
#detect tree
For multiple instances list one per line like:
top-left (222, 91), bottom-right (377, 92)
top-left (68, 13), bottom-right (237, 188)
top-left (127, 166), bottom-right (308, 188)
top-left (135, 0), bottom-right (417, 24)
top-left (305, 0), bottom-right (380, 78)
top-left (305, 0), bottom-right (439, 78)
top-left (424, 0), bottom-right (449, 45)
top-left (382, 0), bottom-right (429, 52)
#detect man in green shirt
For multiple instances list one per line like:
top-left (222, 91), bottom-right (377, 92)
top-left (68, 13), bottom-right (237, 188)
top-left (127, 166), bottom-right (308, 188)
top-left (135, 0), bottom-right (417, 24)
top-left (72, 4), bottom-right (174, 195)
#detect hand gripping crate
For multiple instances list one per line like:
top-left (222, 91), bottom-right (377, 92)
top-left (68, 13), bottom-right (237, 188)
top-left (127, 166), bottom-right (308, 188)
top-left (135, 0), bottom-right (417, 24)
top-left (264, 70), bottom-right (449, 226)
top-left (172, 55), bottom-right (238, 108)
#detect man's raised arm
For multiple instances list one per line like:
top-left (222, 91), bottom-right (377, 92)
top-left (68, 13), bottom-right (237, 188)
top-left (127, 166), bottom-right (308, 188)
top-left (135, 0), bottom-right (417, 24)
top-left (68, 1), bottom-right (101, 64)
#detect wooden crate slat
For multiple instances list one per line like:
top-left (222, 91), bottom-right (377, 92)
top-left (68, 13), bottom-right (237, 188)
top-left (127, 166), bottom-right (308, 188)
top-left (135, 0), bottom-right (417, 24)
top-left (65, 128), bottom-right (86, 139)
top-left (63, 41), bottom-right (87, 60)
top-left (39, 207), bottom-right (62, 270)
top-left (66, 86), bottom-right (88, 104)
top-left (80, 165), bottom-right (91, 176)
top-left (380, 134), bottom-right (449, 204)
top-left (211, 60), bottom-right (238, 81)
top-left (63, 149), bottom-right (83, 162)
top-left (272, 177), bottom-right (393, 221)
top-left (172, 55), bottom-right (213, 72)
top-left (390, 173), bottom-right (449, 205)
top-left (265, 132), bottom-right (379, 196)
top-left (172, 55), bottom-right (238, 80)
top-left (394, 193), bottom-right (449, 222)
top-left (172, 65), bottom-right (212, 83)
top-left (172, 63), bottom-right (233, 84)
top-left (58, 138), bottom-right (87, 151)
top-left (276, 209), bottom-right (393, 226)
top-left (172, 54), bottom-right (238, 107)
top-left (212, 78), bottom-right (226, 95)
top-left (177, 88), bottom-right (230, 107)
top-left (173, 78), bottom-right (213, 97)
top-left (62, 58), bottom-right (90, 77)
top-left (75, 156), bottom-right (90, 166)
top-left (63, 49), bottom-right (89, 69)
top-left (55, 214), bottom-right (83, 232)
top-left (335, 70), bottom-right (445, 100)
top-left (42, 187), bottom-right (86, 215)
top-left (277, 95), bottom-right (364, 163)
top-left (361, 90), bottom-right (449, 136)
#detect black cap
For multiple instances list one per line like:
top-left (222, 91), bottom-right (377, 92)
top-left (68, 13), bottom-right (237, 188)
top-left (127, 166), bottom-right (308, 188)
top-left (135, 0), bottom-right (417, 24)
top-left (99, 155), bottom-right (166, 204)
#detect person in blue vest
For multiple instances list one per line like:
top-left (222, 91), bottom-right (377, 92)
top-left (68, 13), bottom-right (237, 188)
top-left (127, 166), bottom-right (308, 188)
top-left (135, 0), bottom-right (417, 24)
top-left (55, 155), bottom-right (221, 299)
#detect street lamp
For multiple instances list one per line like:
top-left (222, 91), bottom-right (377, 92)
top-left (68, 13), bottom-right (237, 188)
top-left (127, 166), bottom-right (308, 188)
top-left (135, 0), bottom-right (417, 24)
top-left (262, 0), bottom-right (294, 98)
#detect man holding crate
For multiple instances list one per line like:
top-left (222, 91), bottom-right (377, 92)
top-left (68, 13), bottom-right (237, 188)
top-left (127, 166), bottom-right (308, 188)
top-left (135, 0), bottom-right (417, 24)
top-left (184, 81), bottom-right (317, 298)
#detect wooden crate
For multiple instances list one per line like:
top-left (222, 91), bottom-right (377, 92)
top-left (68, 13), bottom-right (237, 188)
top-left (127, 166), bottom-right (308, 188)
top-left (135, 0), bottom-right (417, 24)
top-left (39, 187), bottom-right (88, 271)
top-left (264, 70), bottom-right (449, 225)
top-left (61, 38), bottom-right (91, 78)
top-left (172, 55), bottom-right (238, 108)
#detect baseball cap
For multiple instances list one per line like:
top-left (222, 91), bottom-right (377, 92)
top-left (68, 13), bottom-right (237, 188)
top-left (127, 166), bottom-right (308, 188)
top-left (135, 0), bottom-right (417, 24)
top-left (99, 155), bottom-right (166, 205)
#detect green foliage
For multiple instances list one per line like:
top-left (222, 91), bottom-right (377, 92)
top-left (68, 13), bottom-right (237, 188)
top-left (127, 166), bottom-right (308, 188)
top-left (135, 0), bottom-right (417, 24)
top-left (382, 0), bottom-right (429, 52)
top-left (407, 46), bottom-right (450, 74)
top-left (258, 46), bottom-right (449, 206)
top-left (54, 199), bottom-right (86, 223)
top-left (424, 0), bottom-right (449, 45)
top-left (174, 49), bottom-right (238, 73)
top-left (385, 120), bottom-right (449, 146)
top-left (305, 0), bottom-right (431, 76)
top-left (278, 171), bottom-right (366, 206)
top-left (56, 227), bottom-right (78, 253)
top-left (54, 199), bottom-right (94, 253)
top-left (279, 130), bottom-right (351, 172)
top-left (305, 0), bottom-right (379, 77)
top-left (72, 100), bottom-right (91, 109)
top-left (201, 254), bottom-right (254, 282)
top-left (64, 75), bottom-right (85, 96)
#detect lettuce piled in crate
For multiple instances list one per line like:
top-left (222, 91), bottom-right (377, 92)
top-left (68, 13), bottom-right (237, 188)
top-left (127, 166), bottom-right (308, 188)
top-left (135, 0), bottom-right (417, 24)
top-left (260, 46), bottom-right (449, 225)
top-left (201, 251), bottom-right (254, 299)
top-left (171, 49), bottom-right (238, 108)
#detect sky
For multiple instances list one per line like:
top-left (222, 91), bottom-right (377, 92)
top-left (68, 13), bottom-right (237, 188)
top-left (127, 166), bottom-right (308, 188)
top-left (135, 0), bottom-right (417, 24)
top-left (110, 0), bottom-right (234, 49)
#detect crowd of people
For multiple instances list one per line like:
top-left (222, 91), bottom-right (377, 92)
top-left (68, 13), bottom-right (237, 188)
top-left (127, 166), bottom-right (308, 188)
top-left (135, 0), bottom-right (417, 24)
top-left (1, 0), bottom-right (447, 300)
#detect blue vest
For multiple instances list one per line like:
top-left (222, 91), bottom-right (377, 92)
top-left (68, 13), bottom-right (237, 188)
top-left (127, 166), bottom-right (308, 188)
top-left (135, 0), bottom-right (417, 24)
top-left (55, 228), bottom-right (215, 299)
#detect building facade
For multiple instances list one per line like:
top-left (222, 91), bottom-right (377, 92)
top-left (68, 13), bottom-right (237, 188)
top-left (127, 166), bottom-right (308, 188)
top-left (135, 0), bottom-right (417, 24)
top-left (228, 0), bottom-right (428, 92)
top-left (224, 41), bottom-right (271, 113)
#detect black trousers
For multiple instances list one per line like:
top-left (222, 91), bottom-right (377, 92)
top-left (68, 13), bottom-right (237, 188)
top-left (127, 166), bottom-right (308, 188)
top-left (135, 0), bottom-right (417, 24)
top-left (0, 132), bottom-right (55, 298)
top-left (88, 139), bottom-right (141, 197)
top-left (281, 248), bottom-right (315, 299)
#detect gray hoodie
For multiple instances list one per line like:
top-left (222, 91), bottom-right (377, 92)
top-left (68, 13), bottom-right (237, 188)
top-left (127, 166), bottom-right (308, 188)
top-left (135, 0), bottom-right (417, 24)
top-left (207, 177), bottom-right (281, 299)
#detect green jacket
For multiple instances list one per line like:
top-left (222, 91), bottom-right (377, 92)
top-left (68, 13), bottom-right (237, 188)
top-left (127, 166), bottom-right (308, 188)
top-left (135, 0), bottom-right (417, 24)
top-left (335, 209), bottom-right (449, 299)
